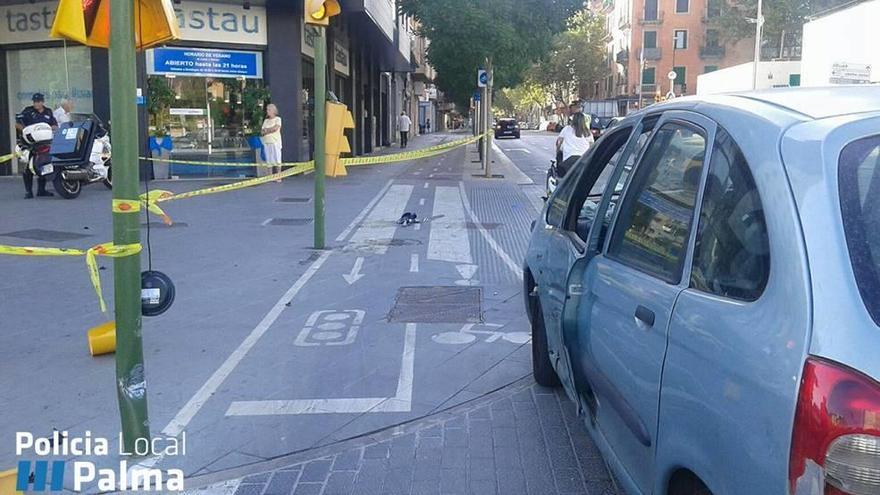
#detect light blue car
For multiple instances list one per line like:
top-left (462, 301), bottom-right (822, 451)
top-left (523, 87), bottom-right (880, 495)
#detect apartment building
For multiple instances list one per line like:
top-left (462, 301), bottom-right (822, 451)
top-left (598, 0), bottom-right (753, 110)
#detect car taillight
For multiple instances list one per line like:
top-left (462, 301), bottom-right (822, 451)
top-left (789, 357), bottom-right (880, 495)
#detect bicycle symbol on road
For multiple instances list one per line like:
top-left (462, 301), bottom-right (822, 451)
top-left (431, 323), bottom-right (530, 346)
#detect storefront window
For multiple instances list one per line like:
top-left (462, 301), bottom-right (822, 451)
top-left (148, 75), bottom-right (267, 154)
top-left (6, 46), bottom-right (93, 156)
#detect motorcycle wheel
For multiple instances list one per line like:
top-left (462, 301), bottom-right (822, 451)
top-left (104, 163), bottom-right (112, 189)
top-left (53, 173), bottom-right (82, 199)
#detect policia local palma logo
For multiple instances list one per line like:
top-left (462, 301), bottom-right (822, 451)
top-left (14, 431), bottom-right (185, 492)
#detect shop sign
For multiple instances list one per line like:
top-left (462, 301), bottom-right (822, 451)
top-left (302, 25), bottom-right (320, 59)
top-left (170, 108), bottom-right (207, 116)
top-left (147, 47), bottom-right (263, 79)
top-left (334, 40), bottom-right (350, 77)
top-left (1, 1), bottom-right (266, 45)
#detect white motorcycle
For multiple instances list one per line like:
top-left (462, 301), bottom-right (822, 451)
top-left (48, 115), bottom-right (113, 198)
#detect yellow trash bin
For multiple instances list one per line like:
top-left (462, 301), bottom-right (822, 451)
top-left (0, 467), bottom-right (22, 495)
top-left (87, 321), bottom-right (116, 356)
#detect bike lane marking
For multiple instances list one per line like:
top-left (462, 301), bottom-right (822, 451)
top-left (458, 181), bottom-right (523, 282)
top-left (225, 323), bottom-right (417, 415)
top-left (347, 184), bottom-right (414, 254)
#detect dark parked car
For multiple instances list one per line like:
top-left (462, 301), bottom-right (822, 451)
top-left (494, 118), bottom-right (520, 139)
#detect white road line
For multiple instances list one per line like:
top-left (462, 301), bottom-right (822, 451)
top-left (162, 249), bottom-right (333, 437)
top-left (225, 323), bottom-right (417, 415)
top-left (335, 179), bottom-right (394, 242)
top-left (410, 254), bottom-right (419, 273)
top-left (428, 186), bottom-right (473, 265)
top-left (419, 198), bottom-right (426, 206)
top-left (423, 182), bottom-right (429, 189)
top-left (261, 218), bottom-right (273, 226)
top-left (458, 182), bottom-right (523, 281)
top-left (414, 223), bottom-right (422, 231)
top-left (348, 184), bottom-right (414, 254)
top-left (506, 148), bottom-right (531, 153)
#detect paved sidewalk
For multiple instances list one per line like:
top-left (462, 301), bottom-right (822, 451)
top-left (184, 381), bottom-right (618, 495)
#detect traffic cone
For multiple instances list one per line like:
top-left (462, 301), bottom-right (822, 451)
top-left (87, 321), bottom-right (116, 356)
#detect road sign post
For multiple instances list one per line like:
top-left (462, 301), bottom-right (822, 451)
top-left (110, 0), bottom-right (150, 451)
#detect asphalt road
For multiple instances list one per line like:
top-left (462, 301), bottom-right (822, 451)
top-left (0, 130), bottom-right (615, 494)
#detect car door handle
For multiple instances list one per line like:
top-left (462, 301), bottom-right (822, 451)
top-left (635, 306), bottom-right (655, 327)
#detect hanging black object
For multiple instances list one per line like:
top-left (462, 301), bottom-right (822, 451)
top-left (141, 270), bottom-right (175, 317)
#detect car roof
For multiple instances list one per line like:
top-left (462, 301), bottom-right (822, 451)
top-left (717, 86), bottom-right (880, 120)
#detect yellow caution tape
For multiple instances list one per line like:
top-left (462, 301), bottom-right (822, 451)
top-left (0, 242), bottom-right (141, 313)
top-left (138, 156), bottom-right (305, 168)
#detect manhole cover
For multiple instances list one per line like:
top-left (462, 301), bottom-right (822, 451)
top-left (266, 218), bottom-right (313, 226)
top-left (0, 229), bottom-right (91, 242)
top-left (388, 286), bottom-right (482, 323)
top-left (275, 197), bottom-right (312, 203)
top-left (141, 222), bottom-right (188, 228)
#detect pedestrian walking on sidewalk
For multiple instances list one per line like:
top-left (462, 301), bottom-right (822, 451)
top-left (555, 112), bottom-right (592, 178)
top-left (398, 111), bottom-right (412, 148)
top-left (261, 104), bottom-right (283, 181)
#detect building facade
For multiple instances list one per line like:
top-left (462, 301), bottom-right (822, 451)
top-left (0, 0), bottom-right (435, 177)
top-left (598, 0), bottom-right (753, 110)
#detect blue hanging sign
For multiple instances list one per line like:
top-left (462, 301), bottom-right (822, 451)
top-left (146, 47), bottom-right (264, 79)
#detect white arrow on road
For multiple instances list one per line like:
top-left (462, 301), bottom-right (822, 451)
top-left (343, 257), bottom-right (365, 285)
top-left (456, 264), bottom-right (478, 281)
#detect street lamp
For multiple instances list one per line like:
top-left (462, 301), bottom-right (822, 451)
top-left (748, 0), bottom-right (765, 90)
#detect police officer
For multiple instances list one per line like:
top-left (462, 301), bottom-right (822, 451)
top-left (15, 93), bottom-right (58, 198)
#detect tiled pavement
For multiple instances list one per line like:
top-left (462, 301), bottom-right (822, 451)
top-left (185, 381), bottom-right (619, 495)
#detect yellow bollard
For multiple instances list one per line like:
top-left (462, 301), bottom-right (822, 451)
top-left (0, 467), bottom-right (22, 495)
top-left (87, 321), bottom-right (116, 356)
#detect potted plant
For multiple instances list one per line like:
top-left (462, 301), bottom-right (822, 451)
top-left (147, 76), bottom-right (176, 179)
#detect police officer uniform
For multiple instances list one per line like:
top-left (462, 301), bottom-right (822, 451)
top-left (16, 93), bottom-right (58, 198)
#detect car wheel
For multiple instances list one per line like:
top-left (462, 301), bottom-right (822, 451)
top-left (531, 300), bottom-right (560, 387)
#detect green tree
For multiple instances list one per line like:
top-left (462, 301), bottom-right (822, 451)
top-left (399, 0), bottom-right (583, 107)
top-left (710, 0), bottom-right (850, 55)
top-left (529, 10), bottom-right (607, 102)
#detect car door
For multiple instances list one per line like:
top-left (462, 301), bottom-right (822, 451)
top-left (534, 124), bottom-right (642, 401)
top-left (561, 112), bottom-right (716, 493)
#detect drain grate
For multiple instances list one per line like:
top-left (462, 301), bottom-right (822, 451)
top-left (0, 229), bottom-right (91, 242)
top-left (275, 197), bottom-right (312, 203)
top-left (266, 218), bottom-right (313, 226)
top-left (141, 222), bottom-right (188, 229)
top-left (388, 286), bottom-right (482, 323)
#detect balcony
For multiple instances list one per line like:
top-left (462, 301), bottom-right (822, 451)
top-left (602, 0), bottom-right (615, 13)
top-left (639, 11), bottom-right (664, 24)
top-left (639, 83), bottom-right (658, 94)
top-left (618, 15), bottom-right (632, 29)
top-left (699, 45), bottom-right (725, 58)
top-left (641, 47), bottom-right (662, 60)
top-left (616, 49), bottom-right (629, 64)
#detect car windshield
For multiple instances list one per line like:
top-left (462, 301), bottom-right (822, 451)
top-left (839, 135), bottom-right (880, 326)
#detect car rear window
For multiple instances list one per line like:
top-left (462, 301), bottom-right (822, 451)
top-left (839, 135), bottom-right (880, 326)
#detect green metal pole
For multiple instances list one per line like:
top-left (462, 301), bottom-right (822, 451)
top-left (110, 0), bottom-right (150, 450)
top-left (314, 27), bottom-right (327, 250)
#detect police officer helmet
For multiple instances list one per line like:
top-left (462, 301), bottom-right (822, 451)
top-left (32, 93), bottom-right (45, 102)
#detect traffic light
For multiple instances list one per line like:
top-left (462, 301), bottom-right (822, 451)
top-left (50, 0), bottom-right (179, 50)
top-left (325, 101), bottom-right (355, 177)
top-left (305, 0), bottom-right (342, 26)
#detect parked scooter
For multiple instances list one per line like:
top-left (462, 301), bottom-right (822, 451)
top-left (48, 114), bottom-right (112, 199)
